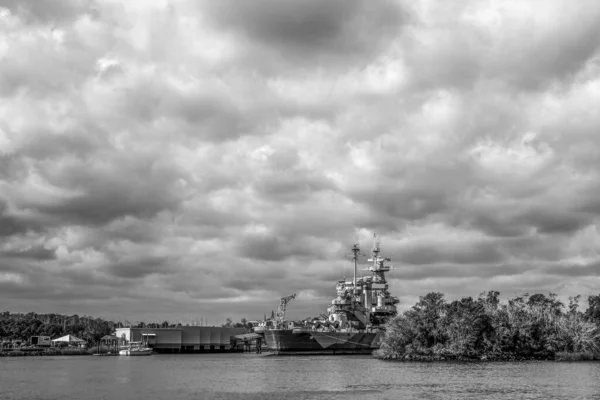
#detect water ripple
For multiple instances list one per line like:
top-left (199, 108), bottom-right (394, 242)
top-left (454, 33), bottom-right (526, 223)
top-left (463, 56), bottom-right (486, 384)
top-left (1, 354), bottom-right (600, 400)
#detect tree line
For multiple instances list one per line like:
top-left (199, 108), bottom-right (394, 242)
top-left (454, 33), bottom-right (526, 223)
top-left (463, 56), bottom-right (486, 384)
top-left (222, 317), bottom-right (254, 331)
top-left (0, 312), bottom-right (255, 345)
top-left (376, 291), bottom-right (600, 361)
top-left (0, 313), bottom-right (114, 346)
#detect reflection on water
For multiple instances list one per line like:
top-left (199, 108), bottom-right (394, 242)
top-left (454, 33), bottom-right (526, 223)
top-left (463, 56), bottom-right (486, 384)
top-left (1, 354), bottom-right (600, 400)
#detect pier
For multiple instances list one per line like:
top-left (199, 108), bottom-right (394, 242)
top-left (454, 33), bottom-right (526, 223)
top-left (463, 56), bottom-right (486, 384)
top-left (230, 333), bottom-right (264, 353)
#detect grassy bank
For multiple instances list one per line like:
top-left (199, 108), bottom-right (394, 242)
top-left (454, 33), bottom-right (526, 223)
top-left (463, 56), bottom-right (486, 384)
top-left (0, 348), bottom-right (90, 357)
top-left (554, 352), bottom-right (600, 361)
top-left (373, 348), bottom-right (600, 362)
top-left (0, 345), bottom-right (119, 357)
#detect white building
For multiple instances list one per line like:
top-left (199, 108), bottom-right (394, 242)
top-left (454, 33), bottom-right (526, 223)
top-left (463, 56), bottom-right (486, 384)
top-left (115, 326), bottom-right (246, 353)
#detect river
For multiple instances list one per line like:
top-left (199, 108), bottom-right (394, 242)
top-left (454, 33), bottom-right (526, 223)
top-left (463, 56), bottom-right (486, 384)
top-left (1, 354), bottom-right (600, 399)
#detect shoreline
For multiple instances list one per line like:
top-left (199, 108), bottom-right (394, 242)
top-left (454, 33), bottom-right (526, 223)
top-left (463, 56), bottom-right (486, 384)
top-left (0, 350), bottom-right (90, 357)
top-left (3, 349), bottom-right (599, 361)
top-left (373, 350), bottom-right (600, 362)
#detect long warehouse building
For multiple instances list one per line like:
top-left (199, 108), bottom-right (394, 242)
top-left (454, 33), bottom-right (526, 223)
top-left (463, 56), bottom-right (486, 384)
top-left (115, 326), bottom-right (246, 353)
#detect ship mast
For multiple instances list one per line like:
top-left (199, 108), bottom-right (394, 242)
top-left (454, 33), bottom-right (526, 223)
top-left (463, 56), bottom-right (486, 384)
top-left (351, 244), bottom-right (360, 301)
top-left (372, 232), bottom-right (380, 259)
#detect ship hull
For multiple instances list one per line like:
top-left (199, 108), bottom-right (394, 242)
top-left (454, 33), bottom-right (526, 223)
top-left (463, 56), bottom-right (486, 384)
top-left (263, 329), bottom-right (381, 355)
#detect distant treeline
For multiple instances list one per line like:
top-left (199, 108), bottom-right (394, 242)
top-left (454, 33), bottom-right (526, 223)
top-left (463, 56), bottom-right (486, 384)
top-left (222, 317), bottom-right (254, 330)
top-left (376, 292), bottom-right (600, 361)
top-left (0, 312), bottom-right (253, 344)
top-left (0, 312), bottom-right (114, 345)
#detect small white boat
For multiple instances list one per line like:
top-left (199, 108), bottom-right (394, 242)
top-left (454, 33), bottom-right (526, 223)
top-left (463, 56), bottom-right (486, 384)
top-left (119, 342), bottom-right (153, 356)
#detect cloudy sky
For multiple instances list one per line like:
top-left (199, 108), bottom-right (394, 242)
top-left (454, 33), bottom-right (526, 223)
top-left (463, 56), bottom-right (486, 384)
top-left (1, 0), bottom-right (600, 323)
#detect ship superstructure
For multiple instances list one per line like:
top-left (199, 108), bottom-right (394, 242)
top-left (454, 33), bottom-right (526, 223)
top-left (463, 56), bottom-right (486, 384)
top-left (263, 234), bottom-right (399, 355)
top-left (327, 236), bottom-right (399, 330)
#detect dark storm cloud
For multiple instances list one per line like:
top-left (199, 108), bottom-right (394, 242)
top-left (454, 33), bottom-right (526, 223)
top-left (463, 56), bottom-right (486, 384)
top-left (460, 212), bottom-right (531, 238)
top-left (351, 158), bottom-right (479, 223)
top-left (183, 207), bottom-right (248, 232)
top-left (19, 130), bottom-right (106, 161)
top-left (396, 263), bottom-right (526, 281)
top-left (105, 256), bottom-right (174, 279)
top-left (0, 213), bottom-right (33, 237)
top-left (101, 218), bottom-right (162, 245)
top-left (17, 155), bottom-right (185, 226)
top-left (0, 199), bottom-right (42, 237)
top-left (575, 183), bottom-right (600, 215)
top-left (546, 262), bottom-right (600, 278)
top-left (456, 206), bottom-right (593, 238)
top-left (202, 0), bottom-right (407, 68)
top-left (236, 233), bottom-right (316, 262)
top-left (1, 246), bottom-right (56, 261)
top-left (254, 171), bottom-right (336, 203)
top-left (116, 77), bottom-right (250, 142)
top-left (0, 256), bottom-right (28, 273)
top-left (498, 236), bottom-right (566, 263)
top-left (0, 154), bottom-right (21, 180)
top-left (50, 218), bottom-right (164, 252)
top-left (223, 267), bottom-right (288, 292)
top-left (525, 209), bottom-right (591, 235)
top-left (354, 185), bottom-right (450, 221)
top-left (0, 278), bottom-right (120, 301)
top-left (398, 240), bottom-right (504, 265)
top-left (36, 184), bottom-right (176, 226)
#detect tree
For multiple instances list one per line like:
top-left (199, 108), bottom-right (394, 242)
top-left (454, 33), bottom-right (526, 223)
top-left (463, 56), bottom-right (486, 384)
top-left (378, 314), bottom-right (417, 358)
top-left (527, 293), bottom-right (564, 315)
top-left (442, 297), bottom-right (494, 356)
top-left (568, 295), bottom-right (581, 315)
top-left (478, 291), bottom-right (500, 313)
top-left (222, 318), bottom-right (233, 328)
top-left (585, 294), bottom-right (600, 324)
top-left (406, 292), bottom-right (447, 347)
top-left (80, 319), bottom-right (112, 346)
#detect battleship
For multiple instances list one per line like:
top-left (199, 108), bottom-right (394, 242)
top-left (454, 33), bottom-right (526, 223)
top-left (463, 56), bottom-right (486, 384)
top-left (262, 235), bottom-right (399, 355)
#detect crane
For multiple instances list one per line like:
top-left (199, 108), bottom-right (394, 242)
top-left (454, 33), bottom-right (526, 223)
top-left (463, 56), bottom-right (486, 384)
top-left (275, 293), bottom-right (296, 328)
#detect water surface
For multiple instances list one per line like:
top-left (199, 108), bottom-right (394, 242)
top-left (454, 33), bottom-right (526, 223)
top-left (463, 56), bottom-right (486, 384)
top-left (1, 354), bottom-right (600, 399)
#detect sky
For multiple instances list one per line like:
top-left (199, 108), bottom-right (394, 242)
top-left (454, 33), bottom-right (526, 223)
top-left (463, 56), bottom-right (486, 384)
top-left (1, 0), bottom-right (600, 324)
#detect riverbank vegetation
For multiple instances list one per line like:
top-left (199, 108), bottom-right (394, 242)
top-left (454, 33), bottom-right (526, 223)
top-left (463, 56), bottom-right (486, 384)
top-left (375, 291), bottom-right (600, 361)
top-left (0, 348), bottom-right (92, 357)
top-left (0, 312), bottom-right (253, 345)
top-left (0, 313), bottom-right (114, 347)
top-left (0, 312), bottom-right (253, 356)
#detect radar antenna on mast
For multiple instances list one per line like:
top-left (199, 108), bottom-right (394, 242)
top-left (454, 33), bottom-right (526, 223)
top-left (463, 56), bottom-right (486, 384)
top-left (372, 231), bottom-right (380, 255)
top-left (345, 244), bottom-right (365, 302)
